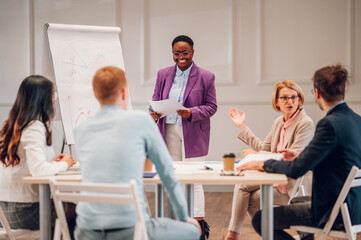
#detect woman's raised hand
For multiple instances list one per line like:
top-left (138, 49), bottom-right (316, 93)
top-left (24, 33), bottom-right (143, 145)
top-left (229, 108), bottom-right (246, 130)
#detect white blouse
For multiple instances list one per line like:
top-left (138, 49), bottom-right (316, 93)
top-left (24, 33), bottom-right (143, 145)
top-left (0, 120), bottom-right (67, 202)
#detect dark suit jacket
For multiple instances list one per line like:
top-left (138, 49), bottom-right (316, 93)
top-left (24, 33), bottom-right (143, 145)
top-left (264, 102), bottom-right (361, 227)
top-left (152, 63), bottom-right (217, 158)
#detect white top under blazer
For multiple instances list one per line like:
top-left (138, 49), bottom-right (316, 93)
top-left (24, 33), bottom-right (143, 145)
top-left (0, 120), bottom-right (67, 202)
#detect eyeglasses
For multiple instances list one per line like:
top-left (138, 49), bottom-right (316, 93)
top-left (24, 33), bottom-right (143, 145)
top-left (310, 89), bottom-right (315, 94)
top-left (173, 51), bottom-right (191, 58)
top-left (279, 95), bottom-right (298, 102)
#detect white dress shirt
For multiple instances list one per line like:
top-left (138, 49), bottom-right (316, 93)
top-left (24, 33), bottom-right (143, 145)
top-left (166, 64), bottom-right (193, 125)
top-left (0, 120), bottom-right (67, 202)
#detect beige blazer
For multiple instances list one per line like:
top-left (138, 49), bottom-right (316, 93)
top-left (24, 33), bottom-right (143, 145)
top-left (237, 108), bottom-right (315, 196)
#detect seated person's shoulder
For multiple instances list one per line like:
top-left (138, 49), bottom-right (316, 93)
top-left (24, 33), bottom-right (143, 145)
top-left (74, 116), bottom-right (93, 130)
top-left (125, 110), bottom-right (153, 123)
top-left (23, 120), bottom-right (45, 133)
top-left (301, 114), bottom-right (314, 126)
top-left (19, 120), bottom-right (48, 143)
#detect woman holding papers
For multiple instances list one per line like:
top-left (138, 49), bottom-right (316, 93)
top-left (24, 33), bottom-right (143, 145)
top-left (0, 76), bottom-right (76, 231)
top-left (225, 80), bottom-right (314, 240)
top-left (150, 35), bottom-right (217, 239)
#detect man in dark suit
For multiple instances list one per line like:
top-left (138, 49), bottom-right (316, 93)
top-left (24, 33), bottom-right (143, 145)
top-left (238, 64), bottom-right (361, 240)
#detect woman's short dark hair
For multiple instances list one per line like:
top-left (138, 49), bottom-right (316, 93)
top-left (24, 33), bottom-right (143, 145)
top-left (172, 35), bottom-right (194, 48)
top-left (0, 75), bottom-right (54, 167)
top-left (312, 64), bottom-right (348, 102)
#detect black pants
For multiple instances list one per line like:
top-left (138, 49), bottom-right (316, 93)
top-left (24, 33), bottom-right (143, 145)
top-left (251, 197), bottom-right (314, 240)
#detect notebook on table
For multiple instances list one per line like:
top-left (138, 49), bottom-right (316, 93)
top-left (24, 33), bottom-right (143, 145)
top-left (143, 172), bottom-right (157, 178)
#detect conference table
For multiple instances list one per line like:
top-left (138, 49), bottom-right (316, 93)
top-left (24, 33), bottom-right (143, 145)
top-left (22, 161), bottom-right (287, 240)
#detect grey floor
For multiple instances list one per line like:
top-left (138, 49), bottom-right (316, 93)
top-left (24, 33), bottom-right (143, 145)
top-left (1, 192), bottom-right (358, 240)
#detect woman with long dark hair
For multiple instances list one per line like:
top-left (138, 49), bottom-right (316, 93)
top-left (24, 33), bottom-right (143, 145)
top-left (0, 75), bottom-right (75, 230)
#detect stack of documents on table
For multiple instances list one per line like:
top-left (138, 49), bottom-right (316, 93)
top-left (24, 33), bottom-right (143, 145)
top-left (236, 153), bottom-right (283, 168)
top-left (172, 161), bottom-right (223, 174)
top-left (149, 99), bottom-right (187, 117)
top-left (173, 163), bottom-right (206, 174)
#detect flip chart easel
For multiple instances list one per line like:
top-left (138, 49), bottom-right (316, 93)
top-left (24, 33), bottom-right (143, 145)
top-left (43, 23), bottom-right (129, 154)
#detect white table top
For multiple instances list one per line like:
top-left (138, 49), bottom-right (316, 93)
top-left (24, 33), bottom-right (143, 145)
top-left (23, 161), bottom-right (287, 185)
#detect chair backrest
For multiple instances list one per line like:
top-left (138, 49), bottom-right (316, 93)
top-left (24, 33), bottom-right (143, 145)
top-left (0, 205), bottom-right (39, 240)
top-left (0, 205), bottom-right (16, 240)
top-left (287, 171), bottom-right (315, 205)
top-left (319, 166), bottom-right (361, 239)
top-left (288, 175), bottom-right (306, 205)
top-left (49, 179), bottom-right (149, 240)
top-left (291, 166), bottom-right (361, 240)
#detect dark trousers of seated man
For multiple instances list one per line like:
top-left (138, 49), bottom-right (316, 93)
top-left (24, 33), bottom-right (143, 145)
top-left (251, 196), bottom-right (344, 240)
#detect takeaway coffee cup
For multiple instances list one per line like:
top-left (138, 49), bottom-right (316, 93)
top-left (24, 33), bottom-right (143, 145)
top-left (223, 153), bottom-right (236, 172)
top-left (143, 158), bottom-right (153, 172)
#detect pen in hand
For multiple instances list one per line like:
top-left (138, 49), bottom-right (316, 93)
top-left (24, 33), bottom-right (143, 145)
top-left (149, 107), bottom-right (160, 119)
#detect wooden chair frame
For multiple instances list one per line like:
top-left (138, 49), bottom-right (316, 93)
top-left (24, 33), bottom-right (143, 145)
top-left (49, 179), bottom-right (149, 240)
top-left (0, 204), bottom-right (38, 240)
top-left (291, 166), bottom-right (361, 240)
top-left (0, 204), bottom-right (15, 240)
top-left (288, 174), bottom-right (306, 205)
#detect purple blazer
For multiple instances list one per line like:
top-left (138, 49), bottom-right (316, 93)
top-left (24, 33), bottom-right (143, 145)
top-left (152, 63), bottom-right (217, 158)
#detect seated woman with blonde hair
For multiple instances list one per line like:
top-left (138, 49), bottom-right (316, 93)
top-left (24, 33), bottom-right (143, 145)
top-left (226, 80), bottom-right (315, 240)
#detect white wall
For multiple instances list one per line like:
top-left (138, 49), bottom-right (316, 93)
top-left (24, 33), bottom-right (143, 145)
top-left (0, 0), bottom-right (30, 124)
top-left (1, 0), bottom-right (360, 162)
top-left (119, 0), bottom-right (361, 161)
top-left (0, 0), bottom-right (119, 153)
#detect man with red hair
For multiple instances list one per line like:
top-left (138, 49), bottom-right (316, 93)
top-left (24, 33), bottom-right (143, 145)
top-left (74, 66), bottom-right (201, 240)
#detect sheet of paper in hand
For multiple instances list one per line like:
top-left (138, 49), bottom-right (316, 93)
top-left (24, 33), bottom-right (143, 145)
top-left (149, 99), bottom-right (187, 116)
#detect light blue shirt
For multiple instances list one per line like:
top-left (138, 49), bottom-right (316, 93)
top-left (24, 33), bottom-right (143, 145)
top-left (74, 105), bottom-right (189, 229)
top-left (166, 64), bottom-right (193, 125)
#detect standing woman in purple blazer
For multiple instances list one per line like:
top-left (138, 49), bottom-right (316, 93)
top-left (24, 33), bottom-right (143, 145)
top-left (150, 35), bottom-right (217, 239)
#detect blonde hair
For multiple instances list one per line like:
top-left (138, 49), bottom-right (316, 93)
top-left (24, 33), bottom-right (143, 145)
top-left (93, 66), bottom-right (127, 104)
top-left (271, 80), bottom-right (304, 112)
